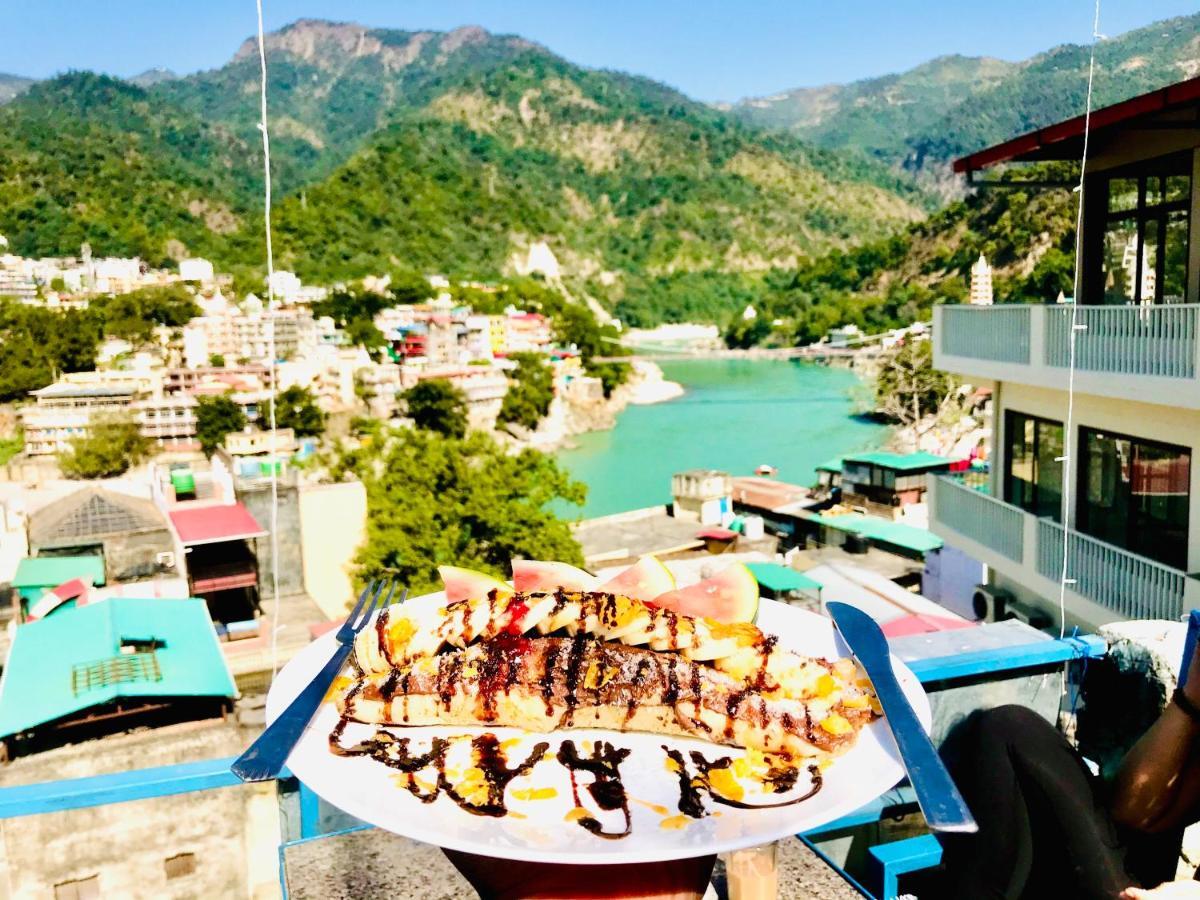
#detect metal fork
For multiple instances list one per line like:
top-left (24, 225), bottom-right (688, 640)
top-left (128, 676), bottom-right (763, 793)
top-left (231, 579), bottom-right (402, 782)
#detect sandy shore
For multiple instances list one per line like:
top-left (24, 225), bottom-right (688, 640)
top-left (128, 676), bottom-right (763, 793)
top-left (628, 359), bottom-right (685, 405)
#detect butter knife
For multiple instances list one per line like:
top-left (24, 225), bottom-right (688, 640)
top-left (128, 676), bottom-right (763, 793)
top-left (827, 601), bottom-right (978, 833)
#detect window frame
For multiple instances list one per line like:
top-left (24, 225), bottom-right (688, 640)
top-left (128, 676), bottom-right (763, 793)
top-left (1075, 425), bottom-right (1191, 570)
top-left (1091, 151), bottom-right (1192, 306)
top-left (1003, 410), bottom-right (1065, 522)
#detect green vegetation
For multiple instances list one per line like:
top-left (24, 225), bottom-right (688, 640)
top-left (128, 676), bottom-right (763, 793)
top-left (58, 413), bottom-right (151, 479)
top-left (499, 353), bottom-right (555, 431)
top-left (0, 299), bottom-right (99, 401)
top-left (195, 394), bottom-right (246, 457)
top-left (736, 164), bottom-right (1079, 346)
top-left (874, 340), bottom-right (957, 426)
top-left (86, 284), bottom-right (202, 343)
top-left (336, 428), bottom-right (585, 595)
top-left (402, 380), bottom-right (469, 439)
top-left (0, 431), bottom-right (23, 466)
top-left (733, 13), bottom-right (1200, 183)
top-left (270, 385), bottom-right (326, 437)
top-left (0, 26), bottom-right (925, 327)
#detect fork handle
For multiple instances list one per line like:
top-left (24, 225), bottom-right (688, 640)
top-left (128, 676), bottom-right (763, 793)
top-left (231, 645), bottom-right (353, 782)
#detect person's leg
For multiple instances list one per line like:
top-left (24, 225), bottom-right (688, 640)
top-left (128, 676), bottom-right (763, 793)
top-left (940, 705), bottom-right (1135, 900)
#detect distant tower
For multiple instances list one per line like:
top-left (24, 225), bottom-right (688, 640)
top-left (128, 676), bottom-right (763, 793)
top-left (969, 253), bottom-right (993, 306)
top-left (81, 242), bottom-right (94, 292)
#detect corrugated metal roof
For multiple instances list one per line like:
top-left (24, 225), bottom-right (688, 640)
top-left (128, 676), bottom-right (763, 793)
top-left (843, 451), bottom-right (956, 473)
top-left (0, 598), bottom-right (237, 738)
top-left (168, 503), bottom-right (266, 546)
top-left (808, 513), bottom-right (943, 554)
top-left (11, 556), bottom-right (106, 596)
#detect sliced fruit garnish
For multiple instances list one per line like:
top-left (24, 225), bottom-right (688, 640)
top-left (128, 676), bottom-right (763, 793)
top-left (597, 555), bottom-right (675, 604)
top-left (511, 559), bottom-right (598, 593)
top-left (648, 563), bottom-right (759, 624)
top-left (438, 565), bottom-right (511, 603)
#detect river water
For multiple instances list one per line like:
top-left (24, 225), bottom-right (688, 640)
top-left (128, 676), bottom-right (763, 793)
top-left (555, 358), bottom-right (889, 519)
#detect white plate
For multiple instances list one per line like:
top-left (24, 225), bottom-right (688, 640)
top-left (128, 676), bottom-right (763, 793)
top-left (268, 596), bottom-right (930, 864)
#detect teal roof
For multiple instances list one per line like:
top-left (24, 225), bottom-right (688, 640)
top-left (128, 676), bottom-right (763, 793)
top-left (745, 562), bottom-right (822, 593)
top-left (12, 556), bottom-right (105, 598)
top-left (0, 598), bottom-right (236, 738)
top-left (815, 456), bottom-right (845, 474)
top-left (843, 451), bottom-right (955, 473)
top-left (808, 513), bottom-right (944, 554)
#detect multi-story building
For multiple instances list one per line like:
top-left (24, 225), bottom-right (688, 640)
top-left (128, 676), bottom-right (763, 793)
top-left (504, 311), bottom-right (552, 354)
top-left (929, 75), bottom-right (1200, 630)
top-left (20, 374), bottom-right (198, 456)
top-left (182, 300), bottom-right (317, 368)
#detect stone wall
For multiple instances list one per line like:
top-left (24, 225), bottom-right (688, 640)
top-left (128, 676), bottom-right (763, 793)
top-left (0, 718), bottom-right (279, 899)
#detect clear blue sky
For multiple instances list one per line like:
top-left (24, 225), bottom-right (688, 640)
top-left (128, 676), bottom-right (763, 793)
top-left (5, 0), bottom-right (1197, 102)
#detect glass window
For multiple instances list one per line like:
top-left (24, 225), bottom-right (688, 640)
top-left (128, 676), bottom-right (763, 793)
top-left (1005, 411), bottom-right (1063, 521)
top-left (1077, 428), bottom-right (1190, 569)
top-left (1097, 154), bottom-right (1191, 305)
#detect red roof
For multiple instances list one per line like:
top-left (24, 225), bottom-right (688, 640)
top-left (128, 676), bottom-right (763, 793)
top-left (169, 503), bottom-right (267, 546)
top-left (880, 614), bottom-right (976, 638)
top-left (696, 527), bottom-right (738, 540)
top-left (954, 75), bottom-right (1200, 173)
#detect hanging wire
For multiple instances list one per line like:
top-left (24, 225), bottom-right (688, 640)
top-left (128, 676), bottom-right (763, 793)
top-left (1057, 0), bottom-right (1102, 642)
top-left (254, 0), bottom-right (283, 677)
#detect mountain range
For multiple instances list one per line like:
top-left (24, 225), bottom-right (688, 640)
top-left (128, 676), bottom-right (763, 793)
top-left (0, 14), bottom-right (1195, 325)
top-left (727, 12), bottom-right (1200, 192)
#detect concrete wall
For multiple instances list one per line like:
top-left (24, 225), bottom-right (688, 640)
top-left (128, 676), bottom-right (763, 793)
top-left (237, 481), bottom-right (304, 597)
top-left (0, 719), bottom-right (279, 900)
top-left (297, 480), bottom-right (366, 619)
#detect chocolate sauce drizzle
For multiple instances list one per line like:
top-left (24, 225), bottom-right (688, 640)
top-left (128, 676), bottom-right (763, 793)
top-left (662, 746), bottom-right (823, 817)
top-left (331, 727), bottom-right (548, 818)
top-left (557, 739), bottom-right (633, 839)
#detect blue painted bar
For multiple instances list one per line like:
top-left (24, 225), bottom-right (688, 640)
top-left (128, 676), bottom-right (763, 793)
top-left (0, 755), bottom-right (242, 819)
top-left (802, 786), bottom-right (917, 838)
top-left (867, 833), bottom-right (943, 899)
top-left (907, 634), bottom-right (1105, 683)
top-left (299, 781), bottom-right (321, 840)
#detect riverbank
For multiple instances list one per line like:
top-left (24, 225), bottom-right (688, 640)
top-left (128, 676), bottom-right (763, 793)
top-left (516, 360), bottom-right (683, 453)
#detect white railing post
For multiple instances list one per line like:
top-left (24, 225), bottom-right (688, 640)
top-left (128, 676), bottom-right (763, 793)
top-left (1029, 305), bottom-right (1046, 371)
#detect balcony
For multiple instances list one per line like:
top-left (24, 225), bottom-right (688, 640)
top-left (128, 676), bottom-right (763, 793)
top-left (929, 475), bottom-right (1199, 626)
top-left (934, 304), bottom-right (1200, 409)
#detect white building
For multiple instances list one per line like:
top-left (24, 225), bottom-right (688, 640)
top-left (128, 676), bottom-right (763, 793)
top-left (179, 258), bottom-right (215, 284)
top-left (930, 77), bottom-right (1200, 631)
top-left (182, 303), bottom-right (318, 368)
top-left (969, 254), bottom-right (994, 306)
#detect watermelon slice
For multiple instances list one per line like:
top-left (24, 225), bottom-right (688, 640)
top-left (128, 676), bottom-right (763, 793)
top-left (597, 555), bottom-right (675, 604)
top-left (438, 565), bottom-right (511, 603)
top-left (649, 563), bottom-right (759, 623)
top-left (511, 559), bottom-right (598, 593)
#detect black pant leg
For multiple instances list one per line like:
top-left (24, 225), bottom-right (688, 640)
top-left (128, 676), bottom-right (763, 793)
top-left (940, 705), bottom-right (1135, 900)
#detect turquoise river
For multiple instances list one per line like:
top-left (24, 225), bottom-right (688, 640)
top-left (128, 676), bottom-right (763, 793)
top-left (555, 358), bottom-right (889, 519)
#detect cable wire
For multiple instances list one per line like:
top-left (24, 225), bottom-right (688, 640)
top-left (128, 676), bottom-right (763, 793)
top-left (254, 0), bottom-right (282, 677)
top-left (1058, 0), bottom-right (1102, 642)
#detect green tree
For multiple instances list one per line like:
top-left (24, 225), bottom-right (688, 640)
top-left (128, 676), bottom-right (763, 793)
top-left (209, 353), bottom-right (226, 367)
top-left (402, 379), bottom-right (469, 439)
top-left (498, 353), bottom-right (555, 431)
top-left (874, 339), bottom-right (957, 426)
top-left (195, 394), bottom-right (247, 457)
top-left (270, 385), bottom-right (326, 437)
top-left (347, 429), bottom-right (585, 594)
top-left (58, 413), bottom-right (151, 478)
top-left (344, 318), bottom-right (386, 351)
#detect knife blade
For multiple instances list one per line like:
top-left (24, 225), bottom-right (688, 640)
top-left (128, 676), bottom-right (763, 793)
top-left (827, 601), bottom-right (978, 833)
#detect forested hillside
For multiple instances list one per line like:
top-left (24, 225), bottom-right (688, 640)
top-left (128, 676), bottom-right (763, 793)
top-left (0, 21), bottom-right (926, 324)
top-left (733, 165), bottom-right (1078, 346)
top-left (731, 12), bottom-right (1200, 186)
